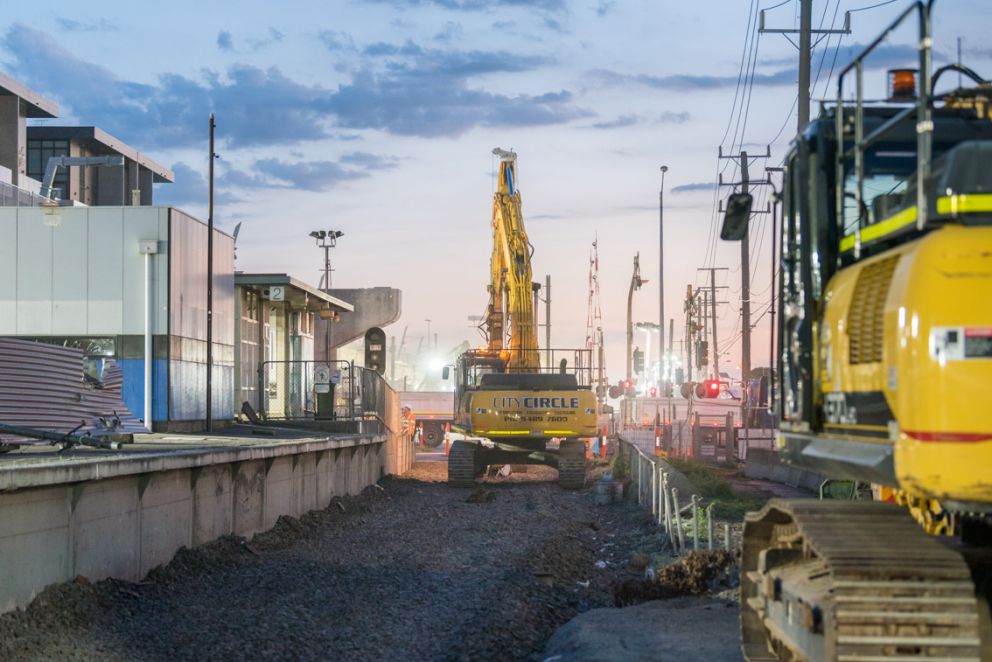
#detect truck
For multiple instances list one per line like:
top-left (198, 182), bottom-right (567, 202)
top-left (447, 149), bottom-right (598, 489)
top-left (399, 391), bottom-right (455, 448)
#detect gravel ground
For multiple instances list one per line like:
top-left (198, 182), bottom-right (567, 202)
top-left (0, 461), bottom-right (669, 662)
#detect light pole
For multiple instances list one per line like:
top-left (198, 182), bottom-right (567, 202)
top-left (659, 165), bottom-right (668, 384)
top-left (309, 230), bottom-right (344, 291)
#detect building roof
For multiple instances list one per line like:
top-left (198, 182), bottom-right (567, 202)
top-left (27, 126), bottom-right (174, 183)
top-left (0, 72), bottom-right (58, 118)
top-left (234, 273), bottom-right (355, 312)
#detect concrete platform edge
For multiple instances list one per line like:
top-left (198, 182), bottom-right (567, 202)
top-left (0, 434), bottom-right (390, 614)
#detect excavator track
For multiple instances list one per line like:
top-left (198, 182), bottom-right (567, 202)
top-left (741, 499), bottom-right (989, 661)
top-left (448, 440), bottom-right (478, 487)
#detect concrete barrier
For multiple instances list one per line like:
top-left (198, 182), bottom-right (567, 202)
top-left (743, 447), bottom-right (824, 491)
top-left (0, 432), bottom-right (386, 614)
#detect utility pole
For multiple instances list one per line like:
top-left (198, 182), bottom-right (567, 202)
top-left (740, 153), bottom-right (752, 399)
top-left (760, 1), bottom-right (851, 132)
top-left (659, 165), bottom-right (668, 384)
top-left (684, 285), bottom-right (694, 384)
top-left (709, 269), bottom-right (719, 380)
top-left (798, 0), bottom-right (813, 129)
top-left (206, 113), bottom-right (215, 432)
top-left (696, 268), bottom-right (730, 380)
top-left (545, 274), bottom-right (551, 368)
top-left (626, 254), bottom-right (646, 382)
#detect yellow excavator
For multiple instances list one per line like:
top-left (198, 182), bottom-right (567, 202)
top-left (720, 2), bottom-right (992, 659)
top-left (447, 148), bottom-right (597, 489)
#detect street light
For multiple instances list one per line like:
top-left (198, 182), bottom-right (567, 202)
top-left (310, 230), bottom-right (344, 291)
top-left (659, 165), bottom-right (668, 385)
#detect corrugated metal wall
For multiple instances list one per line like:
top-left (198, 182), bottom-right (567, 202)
top-left (168, 209), bottom-right (235, 421)
top-left (0, 338), bottom-right (146, 447)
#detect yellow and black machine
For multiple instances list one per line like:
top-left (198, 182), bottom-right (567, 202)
top-left (720, 2), bottom-right (992, 659)
top-left (447, 149), bottom-right (597, 489)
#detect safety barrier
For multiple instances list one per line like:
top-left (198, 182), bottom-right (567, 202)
top-left (619, 435), bottom-right (737, 555)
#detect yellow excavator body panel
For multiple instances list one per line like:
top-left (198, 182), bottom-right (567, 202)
top-left (819, 224), bottom-right (992, 503)
top-left (460, 388), bottom-right (598, 439)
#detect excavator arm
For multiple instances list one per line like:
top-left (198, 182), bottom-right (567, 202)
top-left (487, 148), bottom-right (540, 372)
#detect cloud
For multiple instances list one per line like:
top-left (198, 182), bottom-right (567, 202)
top-left (325, 39), bottom-right (585, 136)
top-left (216, 31), bottom-right (234, 51)
top-left (248, 27), bottom-right (284, 51)
top-left (589, 67), bottom-right (796, 91)
top-left (591, 114), bottom-right (640, 129)
top-left (762, 42), bottom-right (922, 71)
top-left (365, 0), bottom-right (565, 11)
top-left (671, 182), bottom-right (717, 193)
top-left (338, 151), bottom-right (398, 170)
top-left (595, 1), bottom-right (616, 17)
top-left (218, 151), bottom-right (399, 192)
top-left (319, 30), bottom-right (355, 52)
top-left (2, 24), bottom-right (336, 149)
top-left (1, 24), bottom-right (585, 146)
top-left (434, 22), bottom-right (463, 43)
top-left (590, 111), bottom-right (689, 129)
top-left (56, 17), bottom-right (118, 32)
top-left (154, 162), bottom-right (239, 207)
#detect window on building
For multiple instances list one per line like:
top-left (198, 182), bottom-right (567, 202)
top-left (26, 140), bottom-right (70, 199)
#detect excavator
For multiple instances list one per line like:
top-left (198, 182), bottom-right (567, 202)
top-left (721, 2), bottom-right (992, 659)
top-left (447, 148), bottom-right (597, 489)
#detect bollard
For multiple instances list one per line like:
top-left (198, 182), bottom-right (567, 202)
top-left (655, 465), bottom-right (663, 526)
top-left (444, 435), bottom-right (450, 455)
top-left (600, 428), bottom-right (608, 459)
top-left (651, 459), bottom-right (658, 518)
top-left (662, 472), bottom-right (671, 535)
top-left (672, 488), bottom-right (684, 555)
top-left (585, 440), bottom-right (591, 461)
top-left (706, 503), bottom-right (715, 551)
top-left (691, 495), bottom-right (700, 552)
top-left (724, 523), bottom-right (731, 550)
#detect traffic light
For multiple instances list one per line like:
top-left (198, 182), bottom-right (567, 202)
top-left (699, 379), bottom-right (721, 398)
top-left (623, 379), bottom-right (634, 396)
top-left (698, 340), bottom-right (709, 367)
top-left (649, 387), bottom-right (657, 398)
top-left (632, 348), bottom-right (644, 374)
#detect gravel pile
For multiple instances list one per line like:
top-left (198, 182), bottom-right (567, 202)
top-left (0, 461), bottom-right (655, 661)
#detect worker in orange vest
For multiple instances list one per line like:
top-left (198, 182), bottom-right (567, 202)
top-left (401, 406), bottom-right (416, 443)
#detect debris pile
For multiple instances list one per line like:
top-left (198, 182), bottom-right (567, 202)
top-left (613, 550), bottom-right (739, 606)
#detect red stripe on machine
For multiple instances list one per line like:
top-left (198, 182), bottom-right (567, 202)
top-left (904, 430), bottom-right (992, 443)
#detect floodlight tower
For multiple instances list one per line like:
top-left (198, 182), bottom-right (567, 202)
top-left (309, 229), bottom-right (344, 291)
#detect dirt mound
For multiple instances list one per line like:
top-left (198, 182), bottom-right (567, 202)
top-left (613, 550), bottom-right (739, 606)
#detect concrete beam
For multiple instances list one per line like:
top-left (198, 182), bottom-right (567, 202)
top-left (315, 287), bottom-right (401, 360)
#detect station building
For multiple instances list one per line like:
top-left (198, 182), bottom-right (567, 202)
top-left (0, 71), bottom-right (398, 432)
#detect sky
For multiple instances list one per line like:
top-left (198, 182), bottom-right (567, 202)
top-left (3, 0), bottom-right (989, 387)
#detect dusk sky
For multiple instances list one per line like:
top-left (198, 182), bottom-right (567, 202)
top-left (3, 0), bottom-right (988, 384)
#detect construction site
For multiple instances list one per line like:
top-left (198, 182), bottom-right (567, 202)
top-left (2, 1), bottom-right (992, 660)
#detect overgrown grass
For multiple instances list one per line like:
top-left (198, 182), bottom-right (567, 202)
top-left (666, 458), bottom-right (767, 520)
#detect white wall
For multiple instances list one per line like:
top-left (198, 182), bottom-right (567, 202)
top-left (0, 206), bottom-right (169, 336)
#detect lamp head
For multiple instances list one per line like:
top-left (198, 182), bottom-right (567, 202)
top-left (660, 165), bottom-right (668, 173)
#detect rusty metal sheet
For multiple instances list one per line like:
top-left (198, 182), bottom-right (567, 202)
top-left (0, 338), bottom-right (146, 449)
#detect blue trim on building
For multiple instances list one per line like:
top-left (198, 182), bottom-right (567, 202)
top-left (119, 358), bottom-right (168, 424)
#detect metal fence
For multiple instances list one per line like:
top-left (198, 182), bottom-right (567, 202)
top-left (0, 181), bottom-right (46, 207)
top-left (258, 359), bottom-right (392, 431)
top-left (620, 436), bottom-right (738, 555)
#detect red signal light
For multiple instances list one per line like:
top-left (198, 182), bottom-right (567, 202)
top-left (706, 380), bottom-right (720, 397)
top-left (649, 387), bottom-right (657, 397)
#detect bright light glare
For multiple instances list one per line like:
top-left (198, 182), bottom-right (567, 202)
top-left (428, 357), bottom-right (444, 371)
